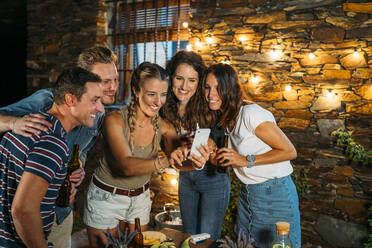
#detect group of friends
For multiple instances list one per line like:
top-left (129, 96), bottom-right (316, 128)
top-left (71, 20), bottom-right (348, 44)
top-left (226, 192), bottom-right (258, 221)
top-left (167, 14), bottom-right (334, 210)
top-left (0, 45), bottom-right (301, 248)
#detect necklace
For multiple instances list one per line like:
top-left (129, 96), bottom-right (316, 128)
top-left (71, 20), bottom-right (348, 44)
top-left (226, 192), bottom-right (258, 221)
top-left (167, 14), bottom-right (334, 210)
top-left (137, 121), bottom-right (149, 128)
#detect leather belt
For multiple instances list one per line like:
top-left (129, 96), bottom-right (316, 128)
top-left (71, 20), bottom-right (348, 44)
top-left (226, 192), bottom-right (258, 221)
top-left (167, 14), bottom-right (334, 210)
top-left (92, 176), bottom-right (149, 197)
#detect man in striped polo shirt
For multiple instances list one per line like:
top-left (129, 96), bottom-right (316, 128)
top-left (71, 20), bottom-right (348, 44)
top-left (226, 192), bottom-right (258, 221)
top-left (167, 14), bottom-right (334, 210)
top-left (0, 67), bottom-right (103, 247)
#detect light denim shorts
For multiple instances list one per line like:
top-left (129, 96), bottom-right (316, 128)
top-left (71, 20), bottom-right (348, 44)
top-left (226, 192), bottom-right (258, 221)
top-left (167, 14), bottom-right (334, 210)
top-left (83, 179), bottom-right (152, 229)
top-left (236, 175), bottom-right (301, 248)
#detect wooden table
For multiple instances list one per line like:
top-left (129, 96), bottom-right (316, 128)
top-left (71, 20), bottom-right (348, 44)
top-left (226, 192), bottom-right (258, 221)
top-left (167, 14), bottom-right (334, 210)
top-left (159, 228), bottom-right (215, 248)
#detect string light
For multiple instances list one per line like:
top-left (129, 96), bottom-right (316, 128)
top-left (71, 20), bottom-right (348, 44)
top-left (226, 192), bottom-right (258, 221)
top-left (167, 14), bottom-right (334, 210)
top-left (195, 41), bottom-right (202, 49)
top-left (182, 22), bottom-right (188, 28)
top-left (251, 76), bottom-right (259, 84)
top-left (285, 84), bottom-right (292, 91)
top-left (206, 36), bottom-right (214, 44)
top-left (353, 51), bottom-right (359, 58)
top-left (186, 44), bottom-right (192, 51)
top-left (221, 60), bottom-right (230, 64)
top-left (270, 50), bottom-right (282, 59)
top-left (170, 178), bottom-right (178, 185)
top-left (326, 89), bottom-right (335, 98)
top-left (308, 53), bottom-right (315, 59)
top-left (239, 35), bottom-right (247, 42)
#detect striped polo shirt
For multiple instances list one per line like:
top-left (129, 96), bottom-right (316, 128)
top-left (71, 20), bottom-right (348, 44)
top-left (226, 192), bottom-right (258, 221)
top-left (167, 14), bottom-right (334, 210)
top-left (0, 113), bottom-right (69, 247)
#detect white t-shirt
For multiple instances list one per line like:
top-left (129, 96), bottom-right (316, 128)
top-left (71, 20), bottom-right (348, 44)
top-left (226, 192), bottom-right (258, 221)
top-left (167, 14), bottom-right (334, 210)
top-left (229, 104), bottom-right (293, 184)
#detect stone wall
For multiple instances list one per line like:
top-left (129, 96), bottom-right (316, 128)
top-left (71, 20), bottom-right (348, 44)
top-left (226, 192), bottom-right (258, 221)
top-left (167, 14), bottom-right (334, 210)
top-left (24, 0), bottom-right (372, 247)
top-left (27, 0), bottom-right (108, 94)
top-left (189, 0), bottom-right (372, 247)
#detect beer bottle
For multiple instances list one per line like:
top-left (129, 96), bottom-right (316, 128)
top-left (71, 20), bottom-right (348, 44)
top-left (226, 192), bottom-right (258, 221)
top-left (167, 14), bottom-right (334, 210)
top-left (216, 132), bottom-right (228, 173)
top-left (131, 217), bottom-right (144, 248)
top-left (56, 144), bottom-right (81, 207)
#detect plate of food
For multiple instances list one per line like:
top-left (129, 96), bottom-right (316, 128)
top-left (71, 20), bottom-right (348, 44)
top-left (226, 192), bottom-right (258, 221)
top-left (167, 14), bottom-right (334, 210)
top-left (143, 231), bottom-right (167, 246)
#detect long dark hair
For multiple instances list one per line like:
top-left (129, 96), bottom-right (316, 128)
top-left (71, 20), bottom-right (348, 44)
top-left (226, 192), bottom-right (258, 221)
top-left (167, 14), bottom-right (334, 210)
top-left (160, 50), bottom-right (208, 132)
top-left (201, 63), bottom-right (242, 128)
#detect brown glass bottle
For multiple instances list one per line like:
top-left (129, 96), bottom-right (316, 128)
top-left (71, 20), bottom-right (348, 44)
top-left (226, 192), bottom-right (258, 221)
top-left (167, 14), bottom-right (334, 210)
top-left (216, 133), bottom-right (228, 173)
top-left (162, 203), bottom-right (174, 222)
top-left (131, 217), bottom-right (144, 248)
top-left (55, 144), bottom-right (81, 207)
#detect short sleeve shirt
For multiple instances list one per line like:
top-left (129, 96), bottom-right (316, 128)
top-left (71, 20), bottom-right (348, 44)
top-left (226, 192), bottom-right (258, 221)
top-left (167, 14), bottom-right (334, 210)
top-left (229, 104), bottom-right (293, 184)
top-left (0, 113), bottom-right (69, 247)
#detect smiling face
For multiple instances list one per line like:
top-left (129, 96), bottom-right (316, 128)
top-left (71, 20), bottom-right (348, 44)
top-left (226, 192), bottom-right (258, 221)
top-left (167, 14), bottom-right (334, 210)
top-left (90, 62), bottom-right (118, 105)
top-left (71, 82), bottom-right (103, 128)
top-left (172, 63), bottom-right (199, 105)
top-left (134, 78), bottom-right (169, 118)
top-left (204, 73), bottom-right (223, 111)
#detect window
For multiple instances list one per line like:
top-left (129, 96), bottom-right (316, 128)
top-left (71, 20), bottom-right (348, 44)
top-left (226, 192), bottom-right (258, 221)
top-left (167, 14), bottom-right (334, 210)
top-left (108, 0), bottom-right (190, 104)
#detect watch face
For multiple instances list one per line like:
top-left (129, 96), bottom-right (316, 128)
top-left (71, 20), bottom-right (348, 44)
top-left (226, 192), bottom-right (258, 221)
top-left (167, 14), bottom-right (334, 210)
top-left (246, 155), bottom-right (255, 162)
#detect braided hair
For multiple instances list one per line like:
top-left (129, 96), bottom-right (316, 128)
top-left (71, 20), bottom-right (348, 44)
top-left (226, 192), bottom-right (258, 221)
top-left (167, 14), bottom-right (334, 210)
top-left (127, 62), bottom-right (170, 153)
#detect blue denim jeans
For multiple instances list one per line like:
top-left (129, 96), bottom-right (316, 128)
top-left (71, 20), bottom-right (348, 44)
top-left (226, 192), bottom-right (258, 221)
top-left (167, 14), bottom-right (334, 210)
top-left (178, 164), bottom-right (230, 240)
top-left (236, 175), bottom-right (301, 248)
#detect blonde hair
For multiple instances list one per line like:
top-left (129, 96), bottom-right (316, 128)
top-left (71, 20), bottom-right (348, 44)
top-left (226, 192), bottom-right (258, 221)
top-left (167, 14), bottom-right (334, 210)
top-left (77, 45), bottom-right (117, 70)
top-left (127, 62), bottom-right (169, 153)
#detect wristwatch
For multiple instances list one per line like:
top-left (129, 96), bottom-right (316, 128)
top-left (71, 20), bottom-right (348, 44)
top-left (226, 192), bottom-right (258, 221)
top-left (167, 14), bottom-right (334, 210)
top-left (246, 154), bottom-right (255, 168)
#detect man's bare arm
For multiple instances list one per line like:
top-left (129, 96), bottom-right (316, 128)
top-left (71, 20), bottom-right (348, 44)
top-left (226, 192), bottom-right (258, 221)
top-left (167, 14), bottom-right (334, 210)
top-left (0, 113), bottom-right (52, 137)
top-left (11, 172), bottom-right (50, 248)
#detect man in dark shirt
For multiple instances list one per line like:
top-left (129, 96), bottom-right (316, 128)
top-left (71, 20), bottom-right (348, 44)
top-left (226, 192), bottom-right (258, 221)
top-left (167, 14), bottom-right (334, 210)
top-left (0, 67), bottom-right (103, 247)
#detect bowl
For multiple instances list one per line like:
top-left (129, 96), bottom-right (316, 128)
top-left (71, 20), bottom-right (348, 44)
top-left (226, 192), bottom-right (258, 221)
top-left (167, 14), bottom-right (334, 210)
top-left (154, 211), bottom-right (183, 231)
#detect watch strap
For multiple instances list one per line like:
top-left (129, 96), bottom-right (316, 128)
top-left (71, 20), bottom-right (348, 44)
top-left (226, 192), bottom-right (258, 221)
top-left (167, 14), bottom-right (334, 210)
top-left (246, 154), bottom-right (255, 168)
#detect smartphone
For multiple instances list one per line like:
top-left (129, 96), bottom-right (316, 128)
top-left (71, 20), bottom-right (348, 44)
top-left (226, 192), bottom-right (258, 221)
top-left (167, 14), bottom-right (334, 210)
top-left (188, 128), bottom-right (211, 159)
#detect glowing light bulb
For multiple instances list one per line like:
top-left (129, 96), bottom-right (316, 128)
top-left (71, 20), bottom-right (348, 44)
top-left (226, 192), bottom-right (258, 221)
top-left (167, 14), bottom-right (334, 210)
top-left (195, 41), bottom-right (202, 48)
top-left (221, 60), bottom-right (229, 64)
top-left (308, 53), bottom-right (315, 59)
top-left (239, 36), bottom-right (247, 42)
top-left (186, 44), bottom-right (192, 51)
top-left (353, 51), bottom-right (359, 58)
top-left (251, 76), bottom-right (259, 84)
top-left (170, 178), bottom-right (178, 185)
top-left (206, 37), bottom-right (214, 44)
top-left (326, 89), bottom-right (335, 98)
top-left (182, 22), bottom-right (188, 28)
top-left (270, 50), bottom-right (282, 59)
top-left (285, 85), bottom-right (292, 91)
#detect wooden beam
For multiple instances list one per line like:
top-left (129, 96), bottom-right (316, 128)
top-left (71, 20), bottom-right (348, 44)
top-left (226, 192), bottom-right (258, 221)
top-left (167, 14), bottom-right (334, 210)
top-left (343, 3), bottom-right (372, 14)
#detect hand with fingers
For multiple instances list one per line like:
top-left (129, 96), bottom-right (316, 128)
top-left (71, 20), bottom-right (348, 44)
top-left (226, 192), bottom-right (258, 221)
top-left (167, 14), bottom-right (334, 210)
top-left (69, 167), bottom-right (85, 187)
top-left (169, 146), bottom-right (189, 168)
top-left (12, 113), bottom-right (53, 137)
top-left (215, 147), bottom-right (247, 167)
top-left (208, 139), bottom-right (218, 166)
top-left (189, 144), bottom-right (210, 169)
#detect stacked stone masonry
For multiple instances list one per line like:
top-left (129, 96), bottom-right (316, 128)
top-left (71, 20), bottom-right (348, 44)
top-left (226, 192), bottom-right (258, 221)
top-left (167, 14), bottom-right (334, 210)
top-left (189, 0), bottom-right (371, 247)
top-left (25, 0), bottom-right (371, 247)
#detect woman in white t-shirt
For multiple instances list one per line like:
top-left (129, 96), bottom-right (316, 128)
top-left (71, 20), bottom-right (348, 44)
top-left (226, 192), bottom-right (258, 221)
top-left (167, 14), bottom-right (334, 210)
top-left (202, 63), bottom-right (301, 248)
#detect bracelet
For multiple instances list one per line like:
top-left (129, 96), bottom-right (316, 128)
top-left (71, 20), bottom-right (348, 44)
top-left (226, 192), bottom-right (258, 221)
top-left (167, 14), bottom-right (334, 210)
top-left (154, 156), bottom-right (165, 173)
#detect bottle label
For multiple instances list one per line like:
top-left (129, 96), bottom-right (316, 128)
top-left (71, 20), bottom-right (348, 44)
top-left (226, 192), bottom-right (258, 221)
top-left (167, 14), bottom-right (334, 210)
top-left (272, 245), bottom-right (291, 248)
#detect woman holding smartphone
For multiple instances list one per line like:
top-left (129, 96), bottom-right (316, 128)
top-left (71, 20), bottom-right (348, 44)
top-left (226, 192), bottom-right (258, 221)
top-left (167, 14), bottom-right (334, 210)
top-left (161, 51), bottom-right (230, 240)
top-left (201, 63), bottom-right (301, 248)
top-left (84, 62), bottom-right (208, 247)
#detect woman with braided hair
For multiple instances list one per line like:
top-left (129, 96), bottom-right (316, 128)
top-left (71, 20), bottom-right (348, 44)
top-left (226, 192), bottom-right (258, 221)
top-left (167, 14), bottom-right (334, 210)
top-left (83, 62), bottom-right (210, 248)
